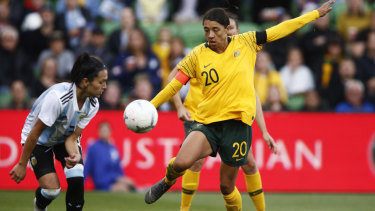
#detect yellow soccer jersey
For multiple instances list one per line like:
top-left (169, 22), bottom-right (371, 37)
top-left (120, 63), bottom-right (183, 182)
top-left (183, 77), bottom-right (202, 121)
top-left (177, 31), bottom-right (262, 126)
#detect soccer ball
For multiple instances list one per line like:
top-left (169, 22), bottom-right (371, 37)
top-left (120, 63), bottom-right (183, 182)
top-left (123, 100), bottom-right (158, 133)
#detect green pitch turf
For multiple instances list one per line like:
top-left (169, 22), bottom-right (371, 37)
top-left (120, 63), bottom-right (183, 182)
top-left (0, 190), bottom-right (374, 211)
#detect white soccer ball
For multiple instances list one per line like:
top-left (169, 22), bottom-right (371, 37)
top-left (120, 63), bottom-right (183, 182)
top-left (123, 100), bottom-right (158, 133)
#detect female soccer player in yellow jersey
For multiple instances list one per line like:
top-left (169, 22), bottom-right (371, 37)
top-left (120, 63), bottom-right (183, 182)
top-left (145, 1), bottom-right (334, 210)
top-left (170, 13), bottom-right (277, 211)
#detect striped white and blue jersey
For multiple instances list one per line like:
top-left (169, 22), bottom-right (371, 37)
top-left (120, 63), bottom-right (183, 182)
top-left (21, 82), bottom-right (99, 147)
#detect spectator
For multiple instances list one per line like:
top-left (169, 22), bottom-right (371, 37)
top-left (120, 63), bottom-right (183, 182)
top-left (169, 37), bottom-right (189, 102)
top-left (31, 57), bottom-right (58, 98)
top-left (299, 13), bottom-right (340, 71)
top-left (335, 79), bottom-right (375, 112)
top-left (37, 30), bottom-right (75, 80)
top-left (356, 11), bottom-right (375, 42)
top-left (6, 80), bottom-right (29, 109)
top-left (152, 26), bottom-right (172, 88)
top-left (76, 26), bottom-right (114, 68)
top-left (254, 50), bottom-right (288, 105)
top-left (301, 90), bottom-right (328, 111)
top-left (264, 15), bottom-right (299, 69)
top-left (84, 121), bottom-right (136, 192)
top-left (366, 77), bottom-right (375, 106)
top-left (294, 0), bottom-right (320, 15)
top-left (337, 0), bottom-right (371, 41)
top-left (107, 7), bottom-right (137, 55)
top-left (352, 11), bottom-right (375, 58)
top-left (6, 0), bottom-right (26, 30)
top-left (172, 0), bottom-right (199, 23)
top-left (20, 0), bottom-right (48, 31)
top-left (169, 37), bottom-right (186, 69)
top-left (135, 0), bottom-right (168, 23)
top-left (251, 0), bottom-right (292, 24)
top-left (19, 0), bottom-right (47, 31)
top-left (124, 73), bottom-right (154, 107)
top-left (20, 5), bottom-right (59, 62)
top-left (315, 35), bottom-right (345, 96)
top-left (356, 32), bottom-right (375, 86)
top-left (0, 26), bottom-right (34, 88)
top-left (280, 47), bottom-right (315, 96)
top-left (111, 28), bottom-right (161, 94)
top-left (263, 85), bottom-right (288, 112)
top-left (0, 4), bottom-right (11, 33)
top-left (55, 0), bottom-right (92, 49)
top-left (100, 80), bottom-right (123, 110)
top-left (97, 0), bottom-right (129, 22)
top-left (325, 58), bottom-right (358, 109)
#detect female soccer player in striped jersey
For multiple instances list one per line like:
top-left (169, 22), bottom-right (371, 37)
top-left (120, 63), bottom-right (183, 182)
top-left (10, 52), bottom-right (108, 211)
top-left (145, 1), bottom-right (334, 210)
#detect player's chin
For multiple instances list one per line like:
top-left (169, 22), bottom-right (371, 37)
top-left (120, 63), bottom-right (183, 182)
top-left (95, 91), bottom-right (104, 98)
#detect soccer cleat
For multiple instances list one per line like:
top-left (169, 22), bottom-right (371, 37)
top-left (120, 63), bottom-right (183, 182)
top-left (145, 178), bottom-right (174, 204)
top-left (34, 198), bottom-right (47, 211)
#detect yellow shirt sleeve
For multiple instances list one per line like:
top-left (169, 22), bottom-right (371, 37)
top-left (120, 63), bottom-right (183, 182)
top-left (236, 32), bottom-right (263, 52)
top-left (150, 78), bottom-right (183, 108)
top-left (266, 10), bottom-right (320, 42)
top-left (177, 47), bottom-right (199, 78)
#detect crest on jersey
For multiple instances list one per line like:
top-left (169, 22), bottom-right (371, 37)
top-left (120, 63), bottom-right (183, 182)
top-left (234, 50), bottom-right (241, 58)
top-left (78, 113), bottom-right (87, 120)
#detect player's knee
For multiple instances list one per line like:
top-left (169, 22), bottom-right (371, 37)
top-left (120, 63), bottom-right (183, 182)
top-left (173, 158), bottom-right (192, 172)
top-left (242, 159), bottom-right (258, 174)
top-left (64, 164), bottom-right (84, 178)
top-left (220, 184), bottom-right (234, 195)
top-left (41, 188), bottom-right (61, 200)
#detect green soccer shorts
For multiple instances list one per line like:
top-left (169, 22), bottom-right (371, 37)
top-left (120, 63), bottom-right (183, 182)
top-left (190, 120), bottom-right (252, 166)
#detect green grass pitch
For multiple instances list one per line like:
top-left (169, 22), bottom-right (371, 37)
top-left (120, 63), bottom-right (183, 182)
top-left (0, 190), bottom-right (374, 211)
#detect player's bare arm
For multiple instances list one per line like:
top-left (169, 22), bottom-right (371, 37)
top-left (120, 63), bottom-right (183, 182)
top-left (9, 119), bottom-right (47, 183)
top-left (168, 66), bottom-right (191, 121)
top-left (255, 92), bottom-right (277, 154)
top-left (64, 127), bottom-right (83, 169)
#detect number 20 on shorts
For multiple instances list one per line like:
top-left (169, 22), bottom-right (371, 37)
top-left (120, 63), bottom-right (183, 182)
top-left (232, 141), bottom-right (247, 158)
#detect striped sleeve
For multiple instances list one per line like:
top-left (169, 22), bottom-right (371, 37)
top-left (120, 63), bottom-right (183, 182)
top-left (237, 32), bottom-right (263, 52)
top-left (177, 47), bottom-right (199, 78)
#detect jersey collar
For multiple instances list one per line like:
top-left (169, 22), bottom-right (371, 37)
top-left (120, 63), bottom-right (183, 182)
top-left (205, 36), bottom-right (232, 52)
top-left (72, 83), bottom-right (88, 112)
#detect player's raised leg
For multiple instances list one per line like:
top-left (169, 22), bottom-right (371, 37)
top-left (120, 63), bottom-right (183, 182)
top-left (180, 158), bottom-right (205, 211)
top-left (220, 162), bottom-right (242, 211)
top-left (242, 150), bottom-right (265, 211)
top-left (145, 130), bottom-right (212, 204)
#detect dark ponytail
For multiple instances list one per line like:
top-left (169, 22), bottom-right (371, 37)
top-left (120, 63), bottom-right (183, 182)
top-left (70, 52), bottom-right (106, 87)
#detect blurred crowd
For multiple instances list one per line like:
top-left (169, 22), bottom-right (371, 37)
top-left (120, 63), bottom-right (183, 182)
top-left (0, 0), bottom-right (374, 112)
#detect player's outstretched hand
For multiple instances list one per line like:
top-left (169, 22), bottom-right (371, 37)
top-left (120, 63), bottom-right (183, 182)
top-left (317, 0), bottom-right (335, 17)
top-left (263, 131), bottom-right (277, 154)
top-left (9, 163), bottom-right (27, 184)
top-left (176, 105), bottom-right (192, 122)
top-left (65, 153), bottom-right (81, 169)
